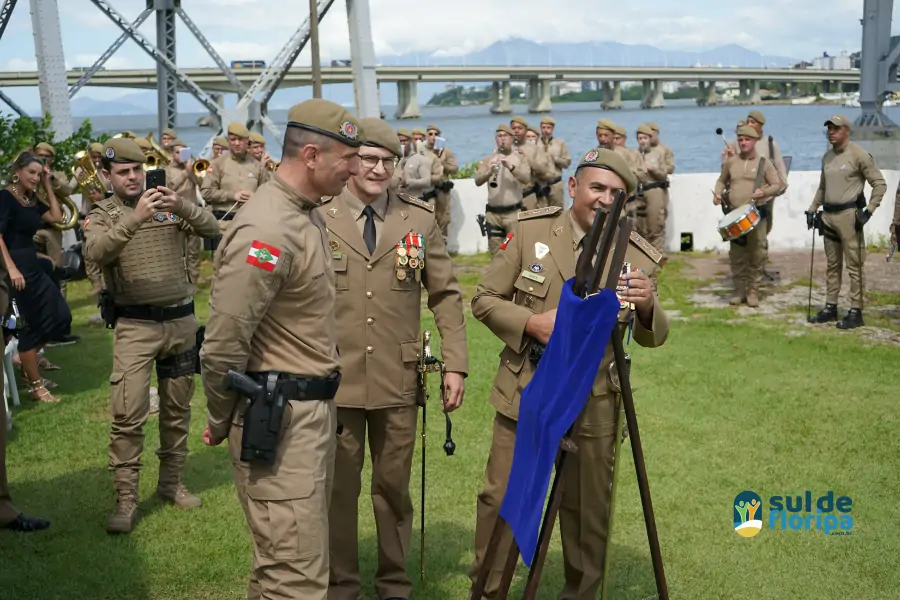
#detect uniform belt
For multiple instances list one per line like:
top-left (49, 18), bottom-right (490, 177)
top-left (486, 202), bottom-right (524, 214)
top-left (246, 371), bottom-right (342, 401)
top-left (212, 210), bottom-right (235, 221)
top-left (822, 200), bottom-right (858, 213)
top-left (422, 189), bottom-right (438, 202)
top-left (117, 300), bottom-right (194, 322)
top-left (639, 180), bottom-right (670, 192)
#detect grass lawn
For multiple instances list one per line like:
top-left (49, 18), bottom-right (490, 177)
top-left (1, 252), bottom-right (897, 600)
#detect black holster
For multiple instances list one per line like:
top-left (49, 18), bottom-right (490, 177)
top-left (99, 290), bottom-right (117, 329)
top-left (528, 341), bottom-right (546, 366)
top-left (157, 347), bottom-right (198, 380)
top-left (439, 180), bottom-right (454, 193)
top-left (194, 325), bottom-right (205, 374)
top-left (477, 214), bottom-right (487, 237)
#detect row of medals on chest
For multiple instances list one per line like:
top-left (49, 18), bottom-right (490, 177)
top-left (327, 238), bottom-right (425, 281)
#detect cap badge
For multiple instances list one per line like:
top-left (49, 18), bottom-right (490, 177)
top-left (583, 149), bottom-right (599, 163)
top-left (105, 147), bottom-right (115, 159)
top-left (339, 121), bottom-right (358, 140)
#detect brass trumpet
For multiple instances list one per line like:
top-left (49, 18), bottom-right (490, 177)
top-left (193, 158), bottom-right (210, 178)
top-left (265, 158), bottom-right (279, 171)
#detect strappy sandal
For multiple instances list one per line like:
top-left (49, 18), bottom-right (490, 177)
top-left (38, 356), bottom-right (61, 371)
top-left (28, 380), bottom-right (60, 403)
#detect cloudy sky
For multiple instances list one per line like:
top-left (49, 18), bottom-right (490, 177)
top-left (0, 0), bottom-right (892, 107)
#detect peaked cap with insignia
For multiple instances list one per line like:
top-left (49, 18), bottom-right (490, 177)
top-left (287, 98), bottom-right (365, 147)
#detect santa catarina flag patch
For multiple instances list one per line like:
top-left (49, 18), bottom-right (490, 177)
top-left (246, 240), bottom-right (280, 271)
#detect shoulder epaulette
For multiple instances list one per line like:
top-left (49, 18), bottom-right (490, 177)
top-left (518, 206), bottom-right (562, 221)
top-left (96, 199), bottom-right (124, 221)
top-left (397, 192), bottom-right (435, 212)
top-left (629, 231), bottom-right (662, 264)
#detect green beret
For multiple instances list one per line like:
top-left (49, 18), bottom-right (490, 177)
top-left (249, 131), bottom-right (266, 144)
top-left (89, 142), bottom-right (104, 154)
top-left (360, 118), bottom-right (402, 158)
top-left (540, 116), bottom-right (555, 126)
top-left (637, 124), bottom-right (654, 136)
top-left (510, 116), bottom-right (529, 127)
top-left (575, 147), bottom-right (637, 194)
top-left (286, 98), bottom-right (364, 148)
top-left (171, 138), bottom-right (187, 148)
top-left (227, 122), bottom-right (250, 138)
top-left (425, 124), bottom-right (441, 134)
top-left (747, 110), bottom-right (766, 125)
top-left (612, 124), bottom-right (626, 136)
top-left (647, 122), bottom-right (660, 133)
top-left (103, 138), bottom-right (147, 164)
top-left (162, 127), bottom-right (177, 138)
top-left (824, 114), bottom-right (852, 129)
top-left (496, 123), bottom-right (514, 136)
top-left (596, 119), bottom-right (616, 132)
top-left (213, 136), bottom-right (228, 147)
top-left (736, 125), bottom-right (760, 139)
top-left (35, 142), bottom-right (55, 156)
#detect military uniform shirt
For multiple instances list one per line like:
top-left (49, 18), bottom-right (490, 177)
top-left (809, 141), bottom-right (887, 213)
top-left (200, 153), bottom-right (269, 209)
top-left (474, 151), bottom-right (531, 207)
top-left (715, 155), bottom-right (781, 207)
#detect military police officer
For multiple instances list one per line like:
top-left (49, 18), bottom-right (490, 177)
top-left (166, 138), bottom-right (203, 283)
top-left (318, 117), bottom-right (468, 600)
top-left (539, 116), bottom-right (572, 208)
top-left (425, 124), bottom-right (459, 239)
top-left (85, 138), bottom-right (220, 534)
top-left (200, 99), bottom-right (363, 600)
top-left (468, 148), bottom-right (669, 600)
top-left (807, 115), bottom-right (887, 329)
top-left (636, 124), bottom-right (671, 258)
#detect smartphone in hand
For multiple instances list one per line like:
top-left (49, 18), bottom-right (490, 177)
top-left (145, 168), bottom-right (166, 191)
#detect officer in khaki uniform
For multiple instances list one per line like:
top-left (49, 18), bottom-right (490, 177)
top-left (524, 125), bottom-right (555, 208)
top-left (597, 120), bottom-right (648, 221)
top-left (475, 124), bottom-right (532, 255)
top-left (390, 129), bottom-right (413, 191)
top-left (401, 139), bottom-right (443, 200)
top-left (166, 138), bottom-right (203, 283)
top-left (200, 99), bottom-right (363, 600)
top-left (807, 115), bottom-right (887, 329)
top-left (510, 116), bottom-right (551, 210)
top-left (85, 138), bottom-right (220, 533)
top-left (426, 124), bottom-right (459, 238)
top-left (636, 124), bottom-right (671, 257)
top-left (32, 142), bottom-right (72, 285)
top-left (539, 117), bottom-right (572, 208)
top-left (713, 126), bottom-right (782, 307)
top-left (318, 118), bottom-right (468, 600)
top-left (249, 131), bottom-right (268, 162)
top-left (646, 122), bottom-right (675, 176)
top-left (212, 136), bottom-right (229, 158)
top-left (468, 148), bottom-right (669, 600)
top-left (200, 122), bottom-right (269, 251)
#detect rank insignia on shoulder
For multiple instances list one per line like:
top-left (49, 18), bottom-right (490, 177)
top-left (499, 232), bottom-right (514, 251)
top-left (398, 193), bottom-right (435, 212)
top-left (518, 206), bottom-right (562, 221)
top-left (629, 231), bottom-right (662, 264)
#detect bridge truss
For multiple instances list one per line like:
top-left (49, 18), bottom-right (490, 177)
top-left (856, 0), bottom-right (898, 131)
top-left (0, 0), bottom-right (28, 118)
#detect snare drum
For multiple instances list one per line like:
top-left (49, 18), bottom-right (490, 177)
top-left (718, 204), bottom-right (761, 241)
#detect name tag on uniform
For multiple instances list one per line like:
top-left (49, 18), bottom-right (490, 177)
top-left (332, 252), bottom-right (343, 259)
top-left (521, 269), bottom-right (546, 284)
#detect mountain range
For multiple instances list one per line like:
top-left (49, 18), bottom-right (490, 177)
top-left (13, 39), bottom-right (807, 117)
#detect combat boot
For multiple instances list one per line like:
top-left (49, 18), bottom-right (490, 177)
top-left (746, 290), bottom-right (759, 307)
top-left (813, 303), bottom-right (838, 323)
top-left (107, 490), bottom-right (139, 534)
top-left (156, 483), bottom-right (202, 508)
top-left (836, 308), bottom-right (864, 330)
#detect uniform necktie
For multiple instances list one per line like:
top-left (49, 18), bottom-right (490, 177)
top-left (362, 205), bottom-right (377, 254)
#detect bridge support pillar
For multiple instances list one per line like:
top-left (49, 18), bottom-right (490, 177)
top-left (696, 81), bottom-right (717, 106)
top-left (747, 80), bottom-right (761, 104)
top-left (152, 0), bottom-right (178, 134)
top-left (490, 81), bottom-right (512, 114)
top-left (641, 79), bottom-right (665, 109)
top-left (394, 80), bottom-right (420, 119)
top-left (527, 78), bottom-right (551, 113)
top-left (28, 0), bottom-right (73, 139)
top-left (601, 81), bottom-right (622, 110)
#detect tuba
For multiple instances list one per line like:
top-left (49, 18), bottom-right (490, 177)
top-left (39, 178), bottom-right (80, 231)
top-left (72, 150), bottom-right (106, 198)
top-left (145, 133), bottom-right (172, 168)
top-left (193, 158), bottom-right (210, 178)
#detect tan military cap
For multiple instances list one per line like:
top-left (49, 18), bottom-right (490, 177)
top-left (496, 123), bottom-right (514, 136)
top-left (411, 127), bottom-right (426, 136)
top-left (162, 127), bottom-right (177, 138)
top-left (397, 128), bottom-right (412, 138)
top-left (89, 142), bottom-right (104, 154)
top-left (526, 124), bottom-right (541, 136)
top-left (736, 125), bottom-right (760, 139)
top-left (249, 131), bottom-right (266, 144)
top-left (647, 122), bottom-right (660, 133)
top-left (540, 116), bottom-right (555, 126)
top-left (171, 138), bottom-right (187, 148)
top-left (425, 124), bottom-right (441, 134)
top-left (213, 136), bottom-right (228, 147)
top-left (510, 116), bottom-right (529, 127)
top-left (636, 124), bottom-right (654, 136)
top-left (360, 118), bottom-right (402, 158)
top-left (824, 114), bottom-right (852, 129)
top-left (103, 138), bottom-right (147, 164)
top-left (613, 124), bottom-right (626, 137)
top-left (227, 122), bottom-right (251, 138)
top-left (596, 119), bottom-right (616, 132)
top-left (134, 137), bottom-right (152, 151)
top-left (747, 110), bottom-right (766, 125)
top-left (286, 98), bottom-right (364, 147)
top-left (35, 142), bottom-right (55, 156)
top-left (576, 147), bottom-right (637, 194)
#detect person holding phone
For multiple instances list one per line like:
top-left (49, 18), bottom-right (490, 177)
top-left (84, 138), bottom-right (220, 534)
top-left (166, 139), bottom-right (203, 283)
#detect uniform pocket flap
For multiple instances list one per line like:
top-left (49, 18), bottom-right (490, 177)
top-left (514, 274), bottom-right (551, 299)
top-left (400, 339), bottom-right (420, 363)
top-left (109, 371), bottom-right (124, 385)
top-left (500, 345), bottom-right (526, 374)
top-left (332, 256), bottom-right (348, 272)
top-left (247, 476), bottom-right (314, 501)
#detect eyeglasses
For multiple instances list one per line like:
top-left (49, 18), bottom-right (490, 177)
top-left (359, 155), bottom-right (398, 171)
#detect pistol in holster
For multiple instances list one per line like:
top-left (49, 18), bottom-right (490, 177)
top-left (227, 371), bottom-right (286, 466)
top-left (528, 341), bottom-right (546, 366)
top-left (98, 290), bottom-right (117, 329)
top-left (476, 214), bottom-right (487, 237)
top-left (194, 325), bottom-right (205, 375)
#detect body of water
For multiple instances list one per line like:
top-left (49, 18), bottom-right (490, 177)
top-left (82, 99), bottom-right (900, 175)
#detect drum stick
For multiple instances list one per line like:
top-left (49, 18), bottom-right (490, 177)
top-left (715, 127), bottom-right (731, 148)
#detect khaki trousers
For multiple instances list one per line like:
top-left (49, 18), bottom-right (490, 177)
top-left (822, 209), bottom-right (866, 309)
top-left (486, 210), bottom-right (520, 256)
top-left (469, 396), bottom-right (616, 600)
top-left (230, 397), bottom-right (337, 600)
top-left (328, 405), bottom-right (418, 600)
top-left (108, 314), bottom-right (197, 493)
top-left (729, 218), bottom-right (768, 296)
top-left (641, 189), bottom-right (668, 258)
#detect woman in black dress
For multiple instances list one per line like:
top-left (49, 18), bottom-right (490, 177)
top-left (0, 152), bottom-right (71, 403)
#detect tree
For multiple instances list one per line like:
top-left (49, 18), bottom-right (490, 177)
top-left (0, 114), bottom-right (108, 184)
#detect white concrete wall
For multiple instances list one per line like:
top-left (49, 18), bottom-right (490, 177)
top-left (445, 170), bottom-right (900, 255)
